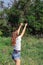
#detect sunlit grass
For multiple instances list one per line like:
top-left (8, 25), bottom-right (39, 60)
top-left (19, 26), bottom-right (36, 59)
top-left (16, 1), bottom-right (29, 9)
top-left (0, 35), bottom-right (43, 65)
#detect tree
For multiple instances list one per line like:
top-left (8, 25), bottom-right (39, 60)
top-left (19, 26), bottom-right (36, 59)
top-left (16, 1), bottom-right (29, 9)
top-left (1, 0), bottom-right (43, 36)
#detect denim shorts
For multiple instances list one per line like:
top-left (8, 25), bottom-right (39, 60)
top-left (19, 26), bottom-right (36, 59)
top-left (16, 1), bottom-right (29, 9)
top-left (12, 50), bottom-right (21, 60)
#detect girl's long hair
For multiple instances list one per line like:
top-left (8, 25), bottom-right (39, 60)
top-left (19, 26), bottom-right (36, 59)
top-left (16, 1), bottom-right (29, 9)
top-left (11, 30), bottom-right (18, 46)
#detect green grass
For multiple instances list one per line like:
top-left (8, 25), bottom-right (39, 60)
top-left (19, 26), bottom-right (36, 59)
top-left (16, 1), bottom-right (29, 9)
top-left (0, 35), bottom-right (43, 65)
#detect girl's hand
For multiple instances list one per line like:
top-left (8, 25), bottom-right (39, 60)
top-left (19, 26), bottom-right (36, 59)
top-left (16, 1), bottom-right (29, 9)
top-left (25, 23), bottom-right (28, 27)
top-left (20, 23), bottom-right (23, 26)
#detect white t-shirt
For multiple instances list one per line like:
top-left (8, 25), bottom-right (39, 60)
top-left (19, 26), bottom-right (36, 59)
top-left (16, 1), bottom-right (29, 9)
top-left (14, 36), bottom-right (21, 50)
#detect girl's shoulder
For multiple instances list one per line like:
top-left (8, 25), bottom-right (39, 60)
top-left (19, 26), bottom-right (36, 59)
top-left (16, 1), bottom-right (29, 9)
top-left (16, 35), bottom-right (21, 40)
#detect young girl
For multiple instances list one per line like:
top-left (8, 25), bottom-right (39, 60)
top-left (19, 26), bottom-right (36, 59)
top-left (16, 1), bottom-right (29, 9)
top-left (11, 23), bottom-right (27, 65)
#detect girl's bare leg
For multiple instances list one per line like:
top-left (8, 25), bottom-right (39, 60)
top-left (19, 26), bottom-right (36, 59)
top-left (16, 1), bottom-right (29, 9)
top-left (15, 59), bottom-right (20, 65)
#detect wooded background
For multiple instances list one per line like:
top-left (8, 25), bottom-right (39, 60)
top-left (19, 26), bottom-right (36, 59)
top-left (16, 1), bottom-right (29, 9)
top-left (0, 0), bottom-right (43, 37)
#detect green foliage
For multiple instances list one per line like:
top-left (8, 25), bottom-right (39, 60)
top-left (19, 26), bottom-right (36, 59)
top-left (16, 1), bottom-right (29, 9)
top-left (0, 19), bottom-right (12, 36)
top-left (0, 35), bottom-right (43, 65)
top-left (6, 0), bottom-right (43, 34)
top-left (0, 0), bottom-right (43, 36)
top-left (0, 31), bottom-right (3, 36)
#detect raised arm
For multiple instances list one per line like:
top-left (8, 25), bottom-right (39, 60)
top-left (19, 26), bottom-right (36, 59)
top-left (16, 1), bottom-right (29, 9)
top-left (17, 23), bottom-right (23, 35)
top-left (20, 23), bottom-right (28, 38)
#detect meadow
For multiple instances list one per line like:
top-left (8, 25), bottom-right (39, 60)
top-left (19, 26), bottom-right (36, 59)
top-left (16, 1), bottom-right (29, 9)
top-left (0, 35), bottom-right (43, 65)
